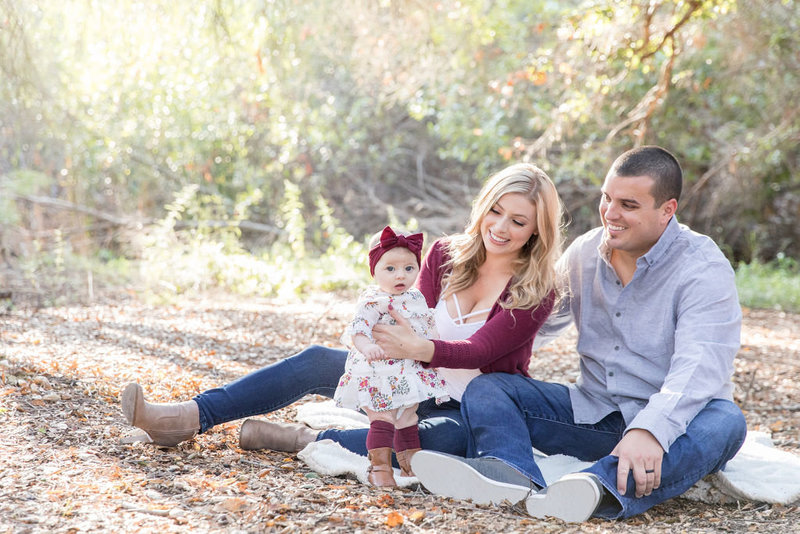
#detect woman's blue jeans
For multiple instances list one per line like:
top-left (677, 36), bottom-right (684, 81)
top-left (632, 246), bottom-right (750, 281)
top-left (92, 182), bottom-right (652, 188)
top-left (193, 344), bottom-right (467, 457)
top-left (461, 373), bottom-right (747, 519)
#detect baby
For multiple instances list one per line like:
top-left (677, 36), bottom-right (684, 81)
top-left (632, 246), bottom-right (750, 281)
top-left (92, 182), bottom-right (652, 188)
top-left (334, 226), bottom-right (448, 487)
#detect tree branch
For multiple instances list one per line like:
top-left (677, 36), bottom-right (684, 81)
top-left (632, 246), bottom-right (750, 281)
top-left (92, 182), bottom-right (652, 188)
top-left (10, 194), bottom-right (282, 235)
top-left (638, 0), bottom-right (702, 61)
top-left (605, 41), bottom-right (678, 143)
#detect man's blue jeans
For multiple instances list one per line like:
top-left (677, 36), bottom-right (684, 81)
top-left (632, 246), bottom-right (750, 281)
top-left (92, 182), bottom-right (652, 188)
top-left (461, 373), bottom-right (747, 519)
top-left (193, 344), bottom-right (467, 457)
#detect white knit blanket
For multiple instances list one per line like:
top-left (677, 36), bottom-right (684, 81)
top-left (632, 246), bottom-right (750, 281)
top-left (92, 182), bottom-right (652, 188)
top-left (295, 400), bottom-right (800, 505)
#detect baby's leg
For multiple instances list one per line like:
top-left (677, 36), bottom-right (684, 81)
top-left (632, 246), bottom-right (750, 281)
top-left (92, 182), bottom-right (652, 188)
top-left (363, 408), bottom-right (397, 487)
top-left (394, 403), bottom-right (421, 476)
top-left (395, 404), bottom-right (419, 429)
top-left (365, 407), bottom-right (396, 425)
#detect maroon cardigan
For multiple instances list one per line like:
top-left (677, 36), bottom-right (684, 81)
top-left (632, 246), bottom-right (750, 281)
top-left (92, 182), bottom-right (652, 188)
top-left (416, 238), bottom-right (554, 377)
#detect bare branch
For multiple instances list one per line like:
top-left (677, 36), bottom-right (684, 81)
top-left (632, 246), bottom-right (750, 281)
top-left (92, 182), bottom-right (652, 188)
top-left (10, 194), bottom-right (283, 235)
top-left (638, 0), bottom-right (702, 61)
top-left (605, 43), bottom-right (677, 143)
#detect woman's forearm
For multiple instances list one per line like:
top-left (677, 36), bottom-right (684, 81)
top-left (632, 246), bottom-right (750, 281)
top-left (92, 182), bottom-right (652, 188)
top-left (410, 337), bottom-right (435, 363)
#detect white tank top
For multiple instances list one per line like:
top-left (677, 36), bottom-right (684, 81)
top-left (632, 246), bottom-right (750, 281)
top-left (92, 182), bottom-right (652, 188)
top-left (433, 295), bottom-right (491, 401)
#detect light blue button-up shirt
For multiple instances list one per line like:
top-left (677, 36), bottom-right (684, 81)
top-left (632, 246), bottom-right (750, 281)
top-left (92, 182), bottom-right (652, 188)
top-left (535, 217), bottom-right (741, 451)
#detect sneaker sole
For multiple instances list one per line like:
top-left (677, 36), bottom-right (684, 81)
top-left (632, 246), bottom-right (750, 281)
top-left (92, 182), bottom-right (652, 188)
top-left (411, 451), bottom-right (531, 505)
top-left (525, 473), bottom-right (601, 523)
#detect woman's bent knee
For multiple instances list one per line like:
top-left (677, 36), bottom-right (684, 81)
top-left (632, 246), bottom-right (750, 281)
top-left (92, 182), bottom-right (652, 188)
top-left (298, 344), bottom-right (339, 361)
top-left (289, 345), bottom-right (347, 376)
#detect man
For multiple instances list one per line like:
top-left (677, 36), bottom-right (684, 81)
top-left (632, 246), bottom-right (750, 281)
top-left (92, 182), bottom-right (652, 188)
top-left (411, 146), bottom-right (747, 522)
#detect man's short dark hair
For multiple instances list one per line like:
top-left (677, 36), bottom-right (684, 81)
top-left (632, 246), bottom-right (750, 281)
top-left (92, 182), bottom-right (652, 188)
top-left (609, 146), bottom-right (683, 206)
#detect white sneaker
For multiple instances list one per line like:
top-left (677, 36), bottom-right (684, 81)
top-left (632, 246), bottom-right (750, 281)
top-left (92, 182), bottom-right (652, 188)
top-left (524, 472), bottom-right (602, 523)
top-left (410, 450), bottom-right (535, 505)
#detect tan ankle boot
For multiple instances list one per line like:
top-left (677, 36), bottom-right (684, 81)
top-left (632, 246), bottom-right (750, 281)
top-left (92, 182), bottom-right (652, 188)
top-left (121, 383), bottom-right (200, 447)
top-left (238, 419), bottom-right (318, 452)
top-left (395, 448), bottom-right (421, 477)
top-left (367, 447), bottom-right (397, 487)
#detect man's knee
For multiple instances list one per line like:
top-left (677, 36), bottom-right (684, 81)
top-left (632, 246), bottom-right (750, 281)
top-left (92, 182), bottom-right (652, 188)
top-left (464, 374), bottom-right (565, 410)
top-left (709, 399), bottom-right (747, 437)
top-left (694, 399), bottom-right (747, 462)
top-left (716, 400), bottom-right (747, 451)
top-left (463, 373), bottom-right (518, 405)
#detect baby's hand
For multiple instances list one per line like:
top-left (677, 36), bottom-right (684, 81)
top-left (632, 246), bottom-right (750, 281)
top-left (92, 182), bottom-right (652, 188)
top-left (363, 344), bottom-right (387, 362)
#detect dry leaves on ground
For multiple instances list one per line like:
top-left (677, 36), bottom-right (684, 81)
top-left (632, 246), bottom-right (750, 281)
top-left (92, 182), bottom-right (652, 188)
top-left (1, 292), bottom-right (798, 533)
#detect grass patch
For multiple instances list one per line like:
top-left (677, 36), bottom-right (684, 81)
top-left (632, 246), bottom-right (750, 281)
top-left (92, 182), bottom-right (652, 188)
top-left (137, 235), bottom-right (369, 303)
top-left (735, 256), bottom-right (800, 313)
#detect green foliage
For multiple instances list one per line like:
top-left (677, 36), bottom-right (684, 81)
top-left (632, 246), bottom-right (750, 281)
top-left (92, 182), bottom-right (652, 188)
top-left (0, 170), bottom-right (49, 224)
top-left (1, 0), bottom-right (799, 307)
top-left (137, 184), bottom-right (371, 300)
top-left (12, 238), bottom-right (134, 308)
top-left (736, 255), bottom-right (800, 313)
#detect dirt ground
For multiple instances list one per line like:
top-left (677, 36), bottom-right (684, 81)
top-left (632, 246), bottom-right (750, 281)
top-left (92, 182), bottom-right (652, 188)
top-left (1, 292), bottom-right (798, 533)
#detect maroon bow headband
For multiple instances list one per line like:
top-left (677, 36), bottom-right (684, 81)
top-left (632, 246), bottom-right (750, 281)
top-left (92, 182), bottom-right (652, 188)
top-left (368, 226), bottom-right (424, 276)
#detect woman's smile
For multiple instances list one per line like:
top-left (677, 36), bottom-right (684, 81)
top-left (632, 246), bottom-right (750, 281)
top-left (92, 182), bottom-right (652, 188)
top-left (487, 229), bottom-right (510, 245)
top-left (480, 193), bottom-right (538, 257)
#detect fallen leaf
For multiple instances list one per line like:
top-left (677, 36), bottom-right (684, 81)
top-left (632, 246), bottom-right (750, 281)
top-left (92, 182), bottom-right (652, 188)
top-left (770, 420), bottom-right (784, 432)
top-left (219, 498), bottom-right (248, 513)
top-left (376, 494), bottom-right (394, 507)
top-left (408, 510), bottom-right (425, 524)
top-left (385, 511), bottom-right (404, 527)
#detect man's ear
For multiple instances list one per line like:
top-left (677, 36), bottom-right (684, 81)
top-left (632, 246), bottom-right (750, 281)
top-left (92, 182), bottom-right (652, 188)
top-left (661, 198), bottom-right (678, 221)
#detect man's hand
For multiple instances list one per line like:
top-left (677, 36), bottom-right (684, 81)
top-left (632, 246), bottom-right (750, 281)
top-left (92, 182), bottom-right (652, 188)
top-left (611, 429), bottom-right (664, 497)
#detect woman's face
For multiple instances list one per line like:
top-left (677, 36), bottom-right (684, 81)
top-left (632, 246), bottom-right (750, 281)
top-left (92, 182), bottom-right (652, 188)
top-left (480, 192), bottom-right (538, 260)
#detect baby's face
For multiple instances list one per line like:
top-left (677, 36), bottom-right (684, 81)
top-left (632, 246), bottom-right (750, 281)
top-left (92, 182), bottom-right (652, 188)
top-left (373, 247), bottom-right (419, 295)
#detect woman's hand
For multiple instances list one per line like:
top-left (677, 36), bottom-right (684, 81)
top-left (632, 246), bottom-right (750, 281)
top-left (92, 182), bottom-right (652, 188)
top-left (372, 305), bottom-right (435, 362)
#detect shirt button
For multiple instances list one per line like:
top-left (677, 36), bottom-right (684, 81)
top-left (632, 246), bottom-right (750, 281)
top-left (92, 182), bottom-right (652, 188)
top-left (614, 345), bottom-right (620, 350)
top-left (616, 281), bottom-right (621, 285)
top-left (608, 371), bottom-right (615, 376)
top-left (615, 312), bottom-right (621, 317)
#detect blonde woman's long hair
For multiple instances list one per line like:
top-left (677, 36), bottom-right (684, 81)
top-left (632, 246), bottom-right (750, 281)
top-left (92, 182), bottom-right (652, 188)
top-left (441, 163), bottom-right (564, 310)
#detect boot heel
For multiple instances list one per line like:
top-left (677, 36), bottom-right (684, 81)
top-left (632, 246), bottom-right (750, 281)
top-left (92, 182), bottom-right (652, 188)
top-left (396, 448), bottom-right (421, 477)
top-left (367, 447), bottom-right (397, 487)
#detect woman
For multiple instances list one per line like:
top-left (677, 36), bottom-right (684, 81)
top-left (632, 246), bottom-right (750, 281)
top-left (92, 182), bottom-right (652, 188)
top-left (122, 162), bottom-right (564, 461)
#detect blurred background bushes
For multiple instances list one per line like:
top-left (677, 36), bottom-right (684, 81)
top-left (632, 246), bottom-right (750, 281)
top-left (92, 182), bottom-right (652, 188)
top-left (1, 0), bottom-right (798, 306)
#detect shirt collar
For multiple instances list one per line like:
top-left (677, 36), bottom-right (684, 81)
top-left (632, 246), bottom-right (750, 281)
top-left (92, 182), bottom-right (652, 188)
top-left (598, 233), bottom-right (612, 265)
top-left (641, 216), bottom-right (680, 266)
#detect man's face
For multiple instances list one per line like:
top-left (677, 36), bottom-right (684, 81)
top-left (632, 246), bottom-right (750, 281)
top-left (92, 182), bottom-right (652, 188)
top-left (599, 173), bottom-right (676, 259)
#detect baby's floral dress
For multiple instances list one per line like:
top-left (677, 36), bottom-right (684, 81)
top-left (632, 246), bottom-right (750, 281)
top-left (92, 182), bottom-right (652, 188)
top-left (333, 286), bottom-right (449, 413)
